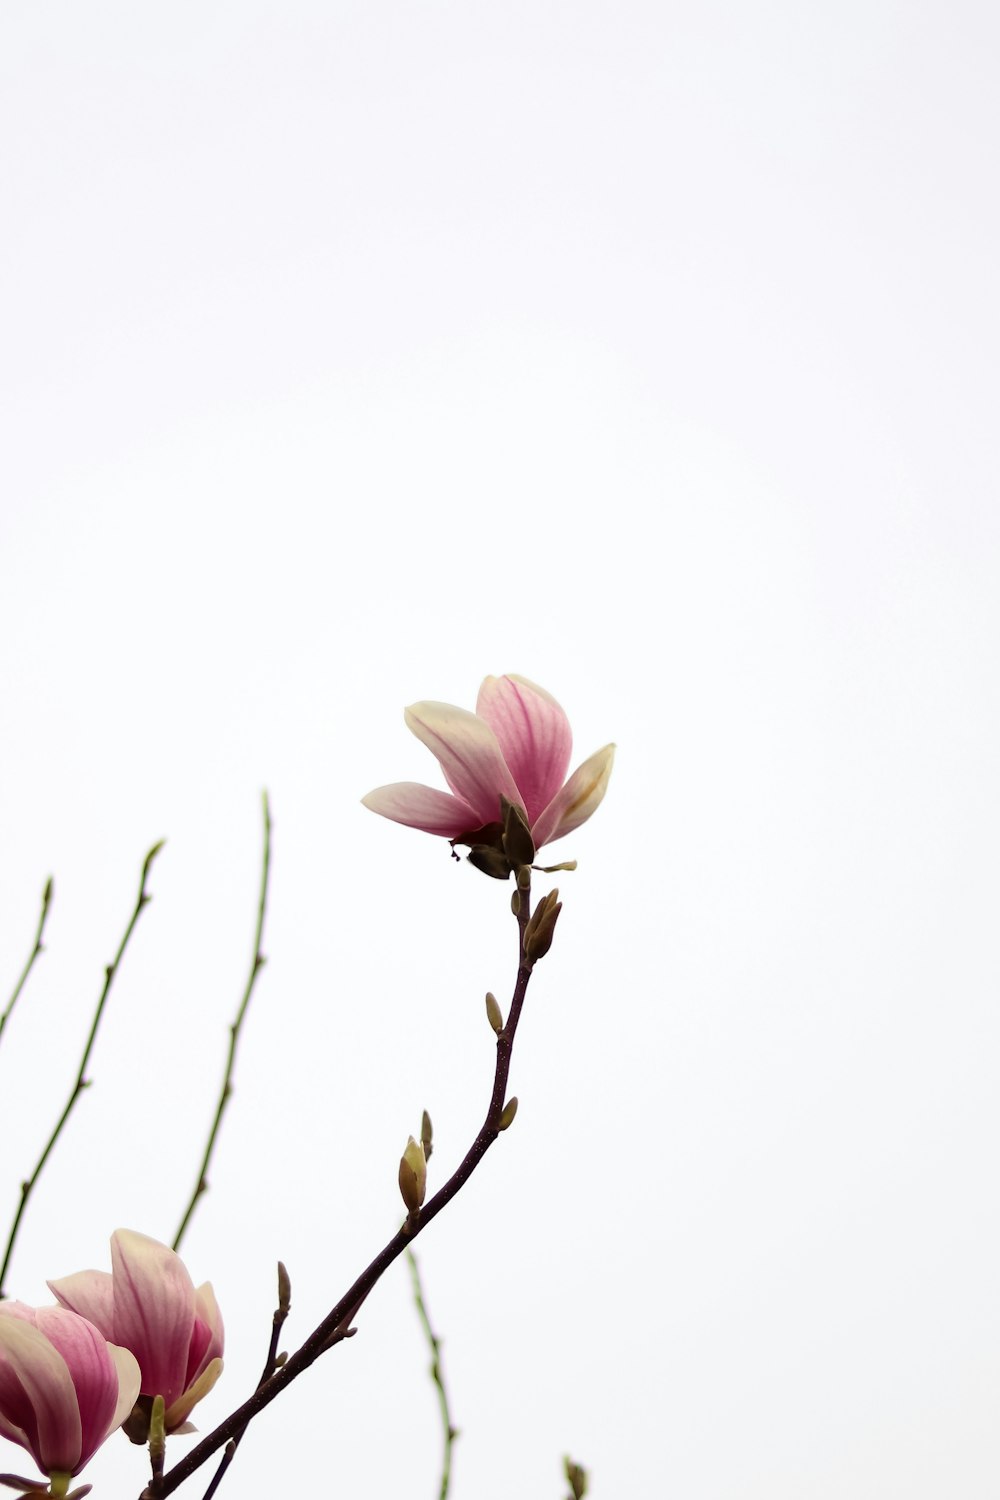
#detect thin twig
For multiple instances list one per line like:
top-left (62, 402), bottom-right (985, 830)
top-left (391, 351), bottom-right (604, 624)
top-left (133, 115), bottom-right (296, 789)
top-left (0, 844), bottom-right (163, 1300)
top-left (199, 1262), bottom-right (291, 1500)
top-left (148, 878), bottom-right (537, 1499)
top-left (173, 792), bottom-right (272, 1253)
top-left (0, 876), bottom-right (54, 1051)
top-left (407, 1247), bottom-right (457, 1500)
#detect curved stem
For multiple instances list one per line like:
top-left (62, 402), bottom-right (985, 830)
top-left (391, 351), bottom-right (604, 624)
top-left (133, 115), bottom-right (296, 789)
top-left (0, 843), bottom-right (163, 1300)
top-left (0, 876), bottom-right (54, 1051)
top-left (173, 793), bottom-right (272, 1253)
top-left (148, 882), bottom-right (534, 1499)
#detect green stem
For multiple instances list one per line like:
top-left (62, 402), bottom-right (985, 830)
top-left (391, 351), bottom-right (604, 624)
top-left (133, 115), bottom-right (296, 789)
top-left (0, 843), bottom-right (163, 1300)
top-left (0, 876), bottom-right (54, 1051)
top-left (172, 793), bottom-right (271, 1253)
top-left (407, 1247), bottom-right (457, 1500)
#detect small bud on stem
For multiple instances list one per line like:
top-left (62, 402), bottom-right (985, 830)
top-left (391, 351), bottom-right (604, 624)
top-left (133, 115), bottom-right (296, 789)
top-left (148, 1396), bottom-right (166, 1487)
top-left (398, 1136), bottom-right (427, 1216)
top-left (564, 1456), bottom-right (589, 1499)
top-left (485, 991), bottom-right (504, 1034)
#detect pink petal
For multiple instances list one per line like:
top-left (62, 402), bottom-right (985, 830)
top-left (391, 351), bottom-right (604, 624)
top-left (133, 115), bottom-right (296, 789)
top-left (110, 1230), bottom-right (195, 1408)
top-left (476, 676), bottom-right (573, 825)
top-left (530, 744), bottom-right (615, 849)
top-left (0, 1306), bottom-right (82, 1475)
top-left (47, 1273), bottom-right (115, 1339)
top-left (404, 702), bottom-right (521, 828)
top-left (33, 1308), bottom-right (119, 1470)
top-left (361, 782), bottom-right (481, 837)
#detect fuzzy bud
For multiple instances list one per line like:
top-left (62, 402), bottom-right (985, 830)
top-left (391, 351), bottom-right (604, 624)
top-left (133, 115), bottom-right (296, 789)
top-left (398, 1136), bottom-right (427, 1214)
top-left (524, 888), bottom-right (562, 962)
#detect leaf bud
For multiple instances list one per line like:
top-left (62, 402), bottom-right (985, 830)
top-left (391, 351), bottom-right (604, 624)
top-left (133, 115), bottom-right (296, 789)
top-left (421, 1110), bottom-right (434, 1161)
top-left (498, 1096), bottom-right (518, 1131)
top-left (398, 1136), bottom-right (427, 1214)
top-left (485, 991), bottom-right (504, 1034)
top-left (564, 1456), bottom-right (589, 1499)
top-left (524, 888), bottom-right (562, 962)
top-left (277, 1260), bottom-right (291, 1315)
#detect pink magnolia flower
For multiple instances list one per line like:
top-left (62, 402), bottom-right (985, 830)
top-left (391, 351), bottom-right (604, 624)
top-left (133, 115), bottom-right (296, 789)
top-left (362, 674), bottom-right (614, 874)
top-left (0, 1301), bottom-right (140, 1487)
top-left (48, 1230), bottom-right (223, 1437)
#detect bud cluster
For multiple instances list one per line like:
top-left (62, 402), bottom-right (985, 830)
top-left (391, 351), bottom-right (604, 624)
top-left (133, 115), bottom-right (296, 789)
top-left (523, 888), bottom-right (562, 963)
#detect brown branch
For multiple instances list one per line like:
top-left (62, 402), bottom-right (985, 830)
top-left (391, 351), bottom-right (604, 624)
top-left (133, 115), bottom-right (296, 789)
top-left (147, 879), bottom-right (537, 1499)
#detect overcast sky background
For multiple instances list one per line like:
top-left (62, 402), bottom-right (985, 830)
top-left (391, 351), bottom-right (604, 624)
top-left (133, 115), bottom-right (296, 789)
top-left (2, 2), bottom-right (999, 1497)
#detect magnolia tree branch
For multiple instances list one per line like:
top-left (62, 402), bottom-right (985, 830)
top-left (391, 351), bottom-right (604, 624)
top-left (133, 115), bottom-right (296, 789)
top-left (147, 877), bottom-right (541, 1500)
top-left (0, 875), bottom-right (54, 1050)
top-left (173, 793), bottom-right (272, 1254)
top-left (199, 1262), bottom-right (291, 1500)
top-left (0, 844), bottom-right (163, 1301)
top-left (407, 1247), bottom-right (457, 1500)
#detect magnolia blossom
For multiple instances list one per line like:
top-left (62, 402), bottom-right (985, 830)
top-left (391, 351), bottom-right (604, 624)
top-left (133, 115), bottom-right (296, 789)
top-left (49, 1230), bottom-right (223, 1436)
top-left (363, 674), bottom-right (614, 870)
top-left (0, 1301), bottom-right (140, 1489)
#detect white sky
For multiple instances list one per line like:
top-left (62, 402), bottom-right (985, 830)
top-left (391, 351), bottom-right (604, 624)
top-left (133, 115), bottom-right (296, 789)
top-left (1, 2), bottom-right (999, 1497)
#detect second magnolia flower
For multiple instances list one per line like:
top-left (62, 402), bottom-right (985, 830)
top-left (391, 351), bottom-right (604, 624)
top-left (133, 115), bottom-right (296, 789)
top-left (362, 674), bottom-right (614, 863)
top-left (49, 1229), bottom-right (223, 1436)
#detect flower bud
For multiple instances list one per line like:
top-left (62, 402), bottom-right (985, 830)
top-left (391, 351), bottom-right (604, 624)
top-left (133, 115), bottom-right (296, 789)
top-left (498, 1096), bottom-right (518, 1131)
top-left (398, 1136), bottom-right (427, 1215)
top-left (48, 1230), bottom-right (223, 1438)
